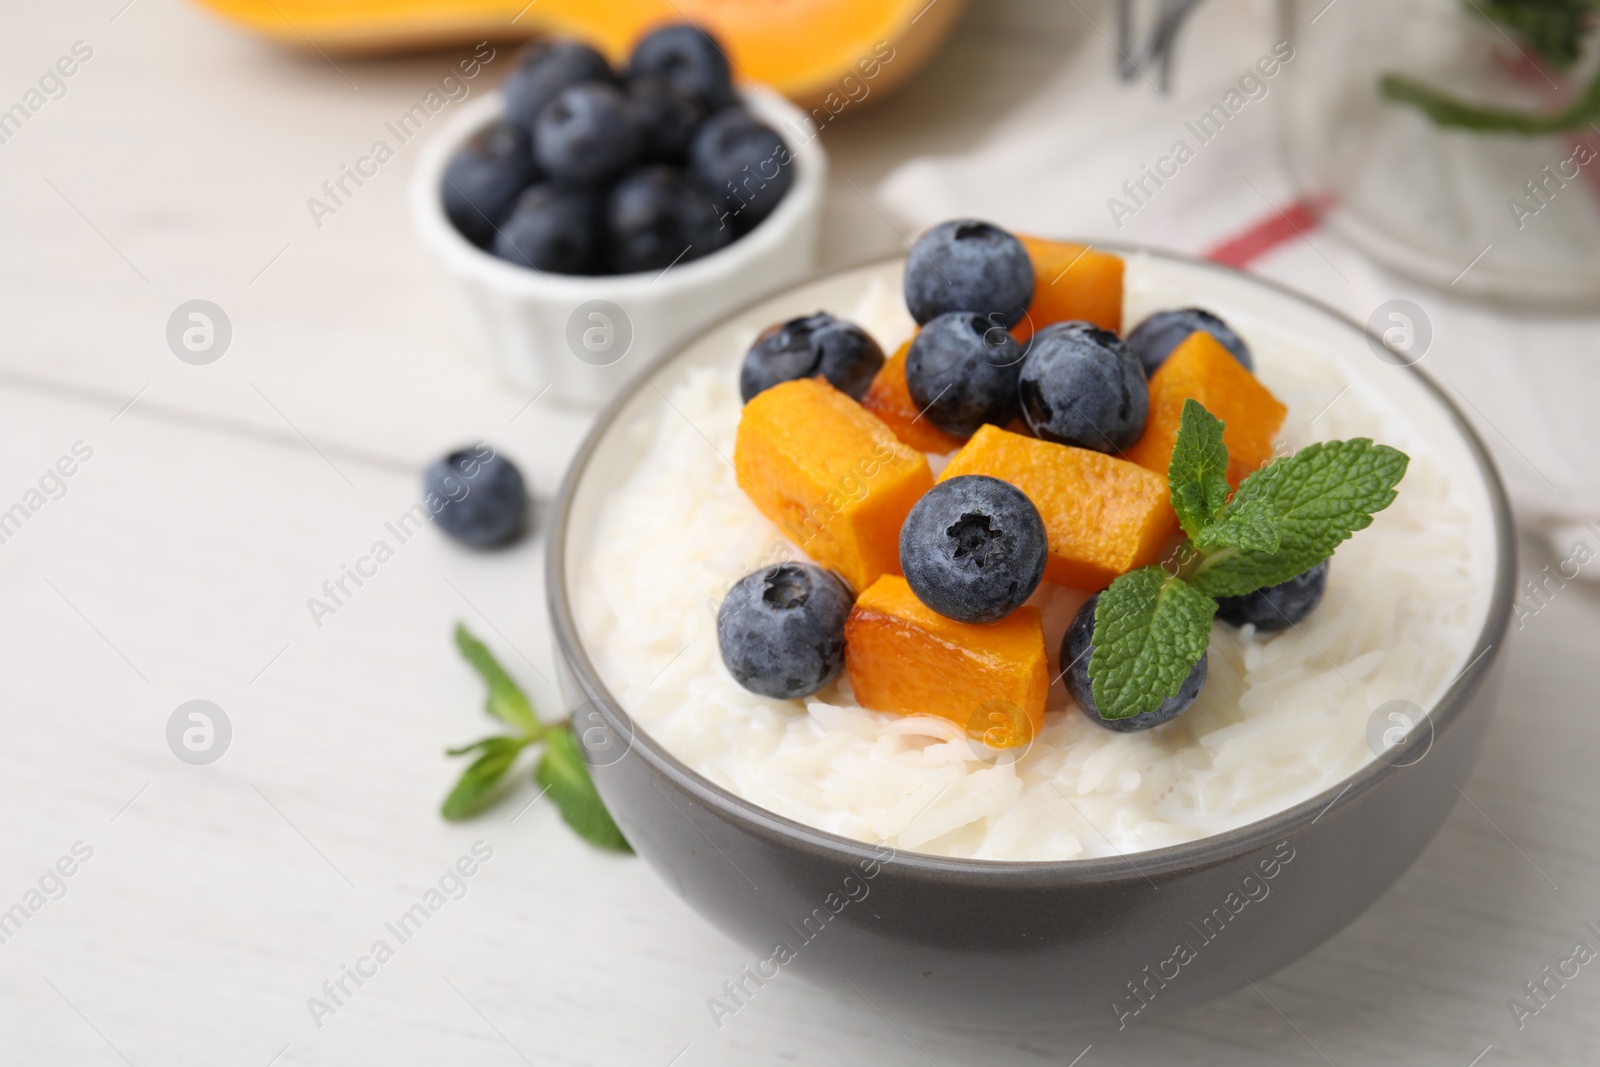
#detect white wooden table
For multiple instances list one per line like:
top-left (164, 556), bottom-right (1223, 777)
top-left (2, 1), bottom-right (1597, 1063)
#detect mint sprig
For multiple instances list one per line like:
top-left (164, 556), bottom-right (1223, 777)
top-left (443, 623), bottom-right (632, 853)
top-left (1087, 399), bottom-right (1409, 721)
top-left (1379, 1), bottom-right (1600, 134)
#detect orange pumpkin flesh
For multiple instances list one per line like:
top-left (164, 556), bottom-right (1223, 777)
top-left (734, 378), bottom-right (932, 593)
top-left (940, 425), bottom-right (1175, 593)
top-left (859, 338), bottom-right (968, 455)
top-left (844, 575), bottom-right (1047, 745)
top-left (1123, 331), bottom-right (1287, 489)
top-left (1013, 236), bottom-right (1124, 340)
top-left (189, 0), bottom-right (969, 112)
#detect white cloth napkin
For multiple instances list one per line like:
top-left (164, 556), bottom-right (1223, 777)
top-left (874, 2), bottom-right (1600, 570)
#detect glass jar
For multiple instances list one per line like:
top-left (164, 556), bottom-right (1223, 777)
top-left (1279, 0), bottom-right (1600, 306)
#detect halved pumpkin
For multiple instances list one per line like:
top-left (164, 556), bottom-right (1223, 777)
top-left (189, 0), bottom-right (969, 111)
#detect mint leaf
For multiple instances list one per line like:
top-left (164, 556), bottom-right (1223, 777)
top-left (455, 623), bottom-right (543, 736)
top-left (1193, 497), bottom-right (1280, 554)
top-left (441, 735), bottom-right (534, 820)
top-left (537, 727), bottom-right (632, 852)
top-left (1189, 439), bottom-right (1408, 598)
top-left (1088, 567), bottom-right (1216, 720)
top-left (1168, 399), bottom-right (1231, 540)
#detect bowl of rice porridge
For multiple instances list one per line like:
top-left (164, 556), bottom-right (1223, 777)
top-left (547, 243), bottom-right (1514, 1027)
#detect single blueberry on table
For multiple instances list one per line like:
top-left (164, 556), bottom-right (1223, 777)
top-left (628, 23), bottom-right (736, 112)
top-left (899, 475), bottom-right (1047, 624)
top-left (690, 108), bottom-right (794, 234)
top-left (1018, 321), bottom-right (1149, 454)
top-left (441, 120), bottom-right (540, 248)
top-left (739, 312), bottom-right (886, 402)
top-left (1215, 560), bottom-right (1329, 632)
top-left (492, 185), bottom-right (602, 274)
top-left (503, 39), bottom-right (616, 134)
top-left (627, 78), bottom-right (704, 163)
top-left (903, 220), bottom-right (1035, 329)
top-left (1126, 307), bottom-right (1254, 376)
top-left (425, 446), bottom-right (528, 548)
top-left (534, 82), bottom-right (642, 185)
top-left (1062, 594), bottom-right (1208, 732)
top-left (905, 311), bottom-right (1026, 438)
top-left (716, 562), bottom-right (854, 700)
top-left (605, 165), bottom-right (731, 273)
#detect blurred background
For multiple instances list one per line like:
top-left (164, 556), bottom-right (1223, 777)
top-left (2, 0), bottom-right (1598, 1063)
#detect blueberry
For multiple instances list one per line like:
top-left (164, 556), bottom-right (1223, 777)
top-left (899, 476), bottom-right (1047, 624)
top-left (1126, 308), bottom-right (1253, 376)
top-left (534, 82), bottom-right (642, 184)
top-left (425, 445), bottom-right (527, 548)
top-left (1018, 321), bottom-right (1148, 453)
top-left (716, 562), bottom-right (853, 699)
top-left (503, 39), bottom-right (616, 135)
top-left (904, 311), bottom-right (1025, 437)
top-left (605, 165), bottom-right (731, 273)
top-left (441, 121), bottom-right (539, 248)
top-left (903, 220), bottom-right (1034, 329)
top-left (492, 184), bottom-right (601, 274)
top-left (1215, 560), bottom-right (1329, 632)
top-left (627, 78), bottom-right (704, 162)
top-left (1062, 595), bottom-right (1207, 732)
top-left (739, 313), bottom-right (886, 402)
top-left (628, 23), bottom-right (735, 112)
top-left (690, 108), bottom-right (794, 234)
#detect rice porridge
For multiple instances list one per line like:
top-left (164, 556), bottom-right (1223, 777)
top-left (574, 258), bottom-right (1491, 861)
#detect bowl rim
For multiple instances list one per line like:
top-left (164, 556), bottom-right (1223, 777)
top-left (545, 244), bottom-right (1517, 883)
top-left (408, 86), bottom-right (827, 297)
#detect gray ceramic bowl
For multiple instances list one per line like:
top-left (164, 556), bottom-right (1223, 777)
top-left (546, 249), bottom-right (1515, 1029)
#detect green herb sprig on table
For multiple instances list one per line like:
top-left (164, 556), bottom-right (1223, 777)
top-left (1381, 0), bottom-right (1600, 133)
top-left (1087, 400), bottom-right (1409, 722)
top-left (442, 624), bottom-right (631, 852)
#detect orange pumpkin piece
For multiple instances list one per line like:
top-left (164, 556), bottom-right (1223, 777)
top-left (735, 378), bottom-right (933, 592)
top-left (1123, 330), bottom-right (1288, 488)
top-left (939, 425), bottom-right (1175, 592)
top-left (845, 575), bottom-right (1047, 746)
top-left (859, 338), bottom-right (968, 455)
top-left (1013, 236), bottom-right (1124, 340)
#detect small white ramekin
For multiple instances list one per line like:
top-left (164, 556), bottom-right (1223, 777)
top-left (410, 87), bottom-right (826, 407)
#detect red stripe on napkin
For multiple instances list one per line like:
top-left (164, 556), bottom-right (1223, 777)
top-left (1203, 195), bottom-right (1333, 269)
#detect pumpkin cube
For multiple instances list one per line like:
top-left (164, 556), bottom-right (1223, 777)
top-left (735, 378), bottom-right (934, 592)
top-left (858, 337), bottom-right (968, 455)
top-left (1013, 236), bottom-right (1124, 340)
top-left (845, 575), bottom-right (1047, 745)
top-left (1123, 330), bottom-right (1287, 488)
top-left (940, 425), bottom-right (1175, 592)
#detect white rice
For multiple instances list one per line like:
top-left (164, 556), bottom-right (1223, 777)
top-left (575, 268), bottom-right (1487, 861)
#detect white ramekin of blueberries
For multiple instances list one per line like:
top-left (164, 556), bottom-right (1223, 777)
top-left (410, 23), bottom-right (825, 407)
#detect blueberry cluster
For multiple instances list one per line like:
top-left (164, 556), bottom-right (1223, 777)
top-left (441, 24), bottom-right (794, 275)
top-left (890, 221), bottom-right (1337, 730)
top-left (899, 219), bottom-right (1255, 455)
